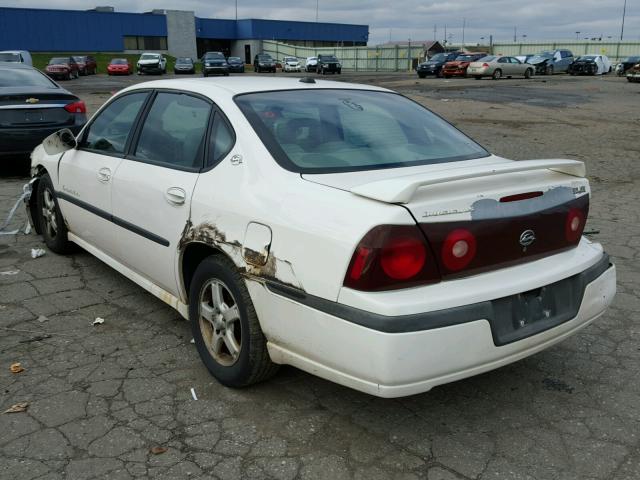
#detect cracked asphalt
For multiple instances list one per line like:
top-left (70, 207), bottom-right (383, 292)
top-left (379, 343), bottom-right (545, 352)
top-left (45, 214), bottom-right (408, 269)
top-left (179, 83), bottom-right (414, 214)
top-left (1, 72), bottom-right (639, 480)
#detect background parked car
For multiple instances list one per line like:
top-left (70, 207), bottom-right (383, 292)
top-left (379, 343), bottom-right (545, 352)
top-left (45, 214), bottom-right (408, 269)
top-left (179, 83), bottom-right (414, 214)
top-left (616, 56), bottom-right (640, 76)
top-left (416, 52), bottom-right (460, 78)
top-left (626, 62), bottom-right (640, 82)
top-left (467, 55), bottom-right (534, 80)
top-left (72, 55), bottom-right (97, 75)
top-left (514, 54), bottom-right (535, 64)
top-left (137, 53), bottom-right (166, 75)
top-left (226, 56), bottom-right (245, 73)
top-left (174, 57), bottom-right (195, 74)
top-left (527, 50), bottom-right (574, 75)
top-left (305, 56), bottom-right (318, 72)
top-left (282, 56), bottom-right (302, 73)
top-left (568, 55), bottom-right (612, 75)
top-left (442, 52), bottom-right (487, 78)
top-left (0, 50), bottom-right (33, 66)
top-left (202, 52), bottom-right (229, 76)
top-left (254, 53), bottom-right (276, 73)
top-left (107, 58), bottom-right (132, 75)
top-left (0, 63), bottom-right (86, 158)
top-left (316, 54), bottom-right (341, 74)
top-left (45, 57), bottom-right (80, 80)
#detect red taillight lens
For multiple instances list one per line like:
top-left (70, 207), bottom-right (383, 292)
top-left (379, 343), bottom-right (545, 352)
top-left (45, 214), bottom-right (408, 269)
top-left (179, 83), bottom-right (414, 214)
top-left (441, 229), bottom-right (477, 271)
top-left (482, 63), bottom-right (490, 68)
top-left (565, 208), bottom-right (585, 242)
top-left (380, 236), bottom-right (426, 280)
top-left (64, 101), bottom-right (86, 114)
top-left (344, 225), bottom-right (440, 291)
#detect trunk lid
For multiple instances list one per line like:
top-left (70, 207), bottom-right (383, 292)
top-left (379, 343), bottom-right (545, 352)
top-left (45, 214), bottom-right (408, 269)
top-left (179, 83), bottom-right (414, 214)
top-left (303, 157), bottom-right (589, 279)
top-left (0, 90), bottom-right (78, 128)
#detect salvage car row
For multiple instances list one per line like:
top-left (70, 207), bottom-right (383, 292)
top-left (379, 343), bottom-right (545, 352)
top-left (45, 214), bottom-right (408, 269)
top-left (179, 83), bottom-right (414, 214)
top-left (416, 49), bottom-right (640, 81)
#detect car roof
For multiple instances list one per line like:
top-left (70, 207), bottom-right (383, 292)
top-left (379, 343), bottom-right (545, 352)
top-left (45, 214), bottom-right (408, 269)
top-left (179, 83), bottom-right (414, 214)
top-left (0, 61), bottom-right (34, 70)
top-left (120, 77), bottom-right (391, 97)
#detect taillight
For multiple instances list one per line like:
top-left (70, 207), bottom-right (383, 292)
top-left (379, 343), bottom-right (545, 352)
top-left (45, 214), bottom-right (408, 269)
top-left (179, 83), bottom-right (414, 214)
top-left (64, 101), bottom-right (86, 114)
top-left (344, 225), bottom-right (440, 291)
top-left (482, 63), bottom-right (490, 68)
top-left (565, 208), bottom-right (585, 242)
top-left (441, 229), bottom-right (477, 271)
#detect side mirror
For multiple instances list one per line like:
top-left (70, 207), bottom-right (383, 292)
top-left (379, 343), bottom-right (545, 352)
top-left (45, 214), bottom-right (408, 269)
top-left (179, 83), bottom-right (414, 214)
top-left (42, 128), bottom-right (77, 155)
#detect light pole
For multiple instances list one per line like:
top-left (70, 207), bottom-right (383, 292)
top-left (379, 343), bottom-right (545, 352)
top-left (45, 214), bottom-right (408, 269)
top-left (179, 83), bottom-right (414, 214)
top-left (462, 18), bottom-right (466, 46)
top-left (620, 0), bottom-right (627, 41)
top-left (575, 31), bottom-right (580, 40)
top-left (235, 0), bottom-right (238, 20)
top-left (316, 0), bottom-right (319, 22)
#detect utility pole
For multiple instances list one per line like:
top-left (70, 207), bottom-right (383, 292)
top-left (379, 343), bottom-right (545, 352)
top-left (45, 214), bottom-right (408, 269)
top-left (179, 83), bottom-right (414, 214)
top-left (462, 18), bottom-right (466, 46)
top-left (620, 0), bottom-right (627, 40)
top-left (316, 0), bottom-right (319, 22)
top-left (235, 0), bottom-right (238, 20)
top-left (434, 24), bottom-right (437, 41)
top-left (513, 26), bottom-right (517, 42)
top-left (444, 25), bottom-right (447, 46)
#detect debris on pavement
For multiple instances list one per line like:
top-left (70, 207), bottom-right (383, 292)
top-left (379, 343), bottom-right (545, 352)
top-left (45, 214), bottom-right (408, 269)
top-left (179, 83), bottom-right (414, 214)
top-left (37, 315), bottom-right (48, 323)
top-left (10, 363), bottom-right (24, 374)
top-left (92, 317), bottom-right (105, 326)
top-left (31, 248), bottom-right (46, 259)
top-left (3, 402), bottom-right (29, 414)
top-left (190, 338), bottom-right (195, 344)
top-left (0, 270), bottom-right (20, 276)
top-left (190, 387), bottom-right (198, 400)
top-left (150, 446), bottom-right (168, 455)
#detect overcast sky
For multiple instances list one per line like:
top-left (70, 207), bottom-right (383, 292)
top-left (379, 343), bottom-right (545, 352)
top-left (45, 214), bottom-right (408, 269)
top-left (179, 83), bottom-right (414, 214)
top-left (3, 0), bottom-right (638, 45)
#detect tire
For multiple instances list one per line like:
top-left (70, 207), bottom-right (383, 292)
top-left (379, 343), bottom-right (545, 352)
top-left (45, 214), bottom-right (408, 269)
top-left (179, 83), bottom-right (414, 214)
top-left (37, 174), bottom-right (74, 254)
top-left (189, 255), bottom-right (279, 387)
top-left (418, 73), bottom-right (426, 78)
top-left (474, 76), bottom-right (481, 80)
top-left (547, 65), bottom-right (554, 75)
top-left (203, 72), bottom-right (208, 77)
top-left (524, 68), bottom-right (532, 79)
top-left (492, 69), bottom-right (502, 80)
top-left (224, 72), bottom-right (229, 76)
top-left (65, 71), bottom-right (71, 81)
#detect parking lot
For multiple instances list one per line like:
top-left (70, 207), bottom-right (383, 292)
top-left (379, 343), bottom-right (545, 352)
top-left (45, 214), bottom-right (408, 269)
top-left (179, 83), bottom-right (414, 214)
top-left (1, 72), bottom-right (639, 480)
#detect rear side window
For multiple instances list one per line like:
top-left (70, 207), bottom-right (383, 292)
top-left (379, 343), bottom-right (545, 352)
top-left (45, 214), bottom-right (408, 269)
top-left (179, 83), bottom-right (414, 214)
top-left (81, 92), bottom-right (149, 154)
top-left (235, 89), bottom-right (488, 174)
top-left (134, 92), bottom-right (211, 169)
top-left (207, 115), bottom-right (235, 166)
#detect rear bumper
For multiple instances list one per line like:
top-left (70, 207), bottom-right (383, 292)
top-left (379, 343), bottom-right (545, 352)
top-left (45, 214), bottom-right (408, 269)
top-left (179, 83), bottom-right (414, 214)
top-left (249, 251), bottom-right (615, 397)
top-left (0, 124), bottom-right (83, 156)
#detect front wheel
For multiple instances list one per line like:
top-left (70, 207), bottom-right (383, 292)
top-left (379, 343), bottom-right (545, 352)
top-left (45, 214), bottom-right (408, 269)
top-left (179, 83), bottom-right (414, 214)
top-left (492, 69), bottom-right (502, 80)
top-left (37, 174), bottom-right (75, 254)
top-left (189, 255), bottom-right (279, 387)
top-left (547, 65), bottom-right (554, 75)
top-left (474, 76), bottom-right (482, 80)
top-left (524, 68), bottom-right (533, 79)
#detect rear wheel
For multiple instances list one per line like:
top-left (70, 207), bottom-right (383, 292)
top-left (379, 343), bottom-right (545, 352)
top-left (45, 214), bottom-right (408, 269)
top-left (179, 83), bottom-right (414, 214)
top-left (474, 76), bottom-right (482, 80)
top-left (492, 69), bottom-right (502, 80)
top-left (547, 65), bottom-right (554, 75)
top-left (189, 255), bottom-right (279, 387)
top-left (524, 68), bottom-right (533, 79)
top-left (37, 174), bottom-right (74, 254)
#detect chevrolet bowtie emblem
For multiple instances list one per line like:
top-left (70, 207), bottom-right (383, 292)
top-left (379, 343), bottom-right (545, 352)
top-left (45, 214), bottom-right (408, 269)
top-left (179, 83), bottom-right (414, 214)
top-left (25, 98), bottom-right (40, 104)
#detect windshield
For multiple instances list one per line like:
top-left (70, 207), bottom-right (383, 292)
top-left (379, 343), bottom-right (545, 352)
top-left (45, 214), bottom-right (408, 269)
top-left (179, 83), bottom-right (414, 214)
top-left (235, 90), bottom-right (488, 174)
top-left (320, 56), bottom-right (338, 62)
top-left (428, 53), bottom-right (446, 62)
top-left (73, 56), bottom-right (85, 62)
top-left (257, 55), bottom-right (272, 61)
top-left (110, 59), bottom-right (127, 64)
top-left (284, 57), bottom-right (297, 62)
top-left (624, 56), bottom-right (640, 62)
top-left (177, 57), bottom-right (192, 63)
top-left (578, 56), bottom-right (597, 61)
top-left (0, 67), bottom-right (58, 88)
top-left (228, 57), bottom-right (241, 62)
top-left (454, 55), bottom-right (476, 61)
top-left (0, 53), bottom-right (20, 62)
top-left (140, 54), bottom-right (159, 60)
top-left (49, 58), bottom-right (70, 64)
top-left (205, 53), bottom-right (225, 59)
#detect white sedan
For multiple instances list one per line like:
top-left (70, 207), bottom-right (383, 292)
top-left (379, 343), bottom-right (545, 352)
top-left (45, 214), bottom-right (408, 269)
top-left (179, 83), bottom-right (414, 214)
top-left (28, 77), bottom-right (616, 397)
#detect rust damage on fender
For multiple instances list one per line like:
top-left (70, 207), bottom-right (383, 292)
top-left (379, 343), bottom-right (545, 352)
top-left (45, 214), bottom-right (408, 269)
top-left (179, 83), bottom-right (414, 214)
top-left (179, 220), bottom-right (304, 291)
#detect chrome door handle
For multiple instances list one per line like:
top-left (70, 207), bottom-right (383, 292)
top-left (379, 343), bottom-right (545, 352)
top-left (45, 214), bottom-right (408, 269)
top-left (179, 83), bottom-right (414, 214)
top-left (165, 187), bottom-right (186, 205)
top-left (97, 167), bottom-right (111, 183)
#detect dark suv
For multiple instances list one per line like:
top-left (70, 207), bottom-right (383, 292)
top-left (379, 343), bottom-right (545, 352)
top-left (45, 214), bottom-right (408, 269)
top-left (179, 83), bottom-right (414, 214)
top-left (253, 53), bottom-right (276, 73)
top-left (202, 52), bottom-right (229, 77)
top-left (72, 55), bottom-right (97, 75)
top-left (416, 52), bottom-right (460, 78)
top-left (316, 54), bottom-right (341, 74)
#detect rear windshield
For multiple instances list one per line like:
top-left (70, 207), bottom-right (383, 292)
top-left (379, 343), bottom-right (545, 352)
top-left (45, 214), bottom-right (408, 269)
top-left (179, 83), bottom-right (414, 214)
top-left (49, 58), bottom-right (70, 64)
top-left (257, 55), bottom-right (272, 60)
top-left (455, 55), bottom-right (480, 61)
top-left (0, 53), bottom-right (21, 62)
top-left (235, 89), bottom-right (488, 174)
top-left (110, 59), bottom-right (127, 64)
top-left (320, 56), bottom-right (338, 61)
top-left (478, 56), bottom-right (496, 62)
top-left (0, 67), bottom-right (58, 88)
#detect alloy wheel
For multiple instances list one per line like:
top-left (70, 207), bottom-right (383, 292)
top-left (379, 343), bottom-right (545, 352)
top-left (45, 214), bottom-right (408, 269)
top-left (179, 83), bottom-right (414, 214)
top-left (42, 188), bottom-right (58, 238)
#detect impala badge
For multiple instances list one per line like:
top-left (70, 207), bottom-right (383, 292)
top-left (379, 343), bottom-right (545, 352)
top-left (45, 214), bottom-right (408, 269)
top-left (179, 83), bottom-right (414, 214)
top-left (25, 98), bottom-right (40, 104)
top-left (519, 229), bottom-right (536, 250)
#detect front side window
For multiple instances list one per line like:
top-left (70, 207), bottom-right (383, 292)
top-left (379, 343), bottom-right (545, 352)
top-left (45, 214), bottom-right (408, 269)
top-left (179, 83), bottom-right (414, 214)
top-left (81, 92), bottom-right (149, 154)
top-left (235, 90), bottom-right (488, 174)
top-left (134, 92), bottom-right (211, 169)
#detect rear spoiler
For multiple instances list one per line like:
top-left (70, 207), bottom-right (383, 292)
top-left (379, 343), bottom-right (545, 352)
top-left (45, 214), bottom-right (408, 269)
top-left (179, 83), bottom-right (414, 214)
top-left (350, 159), bottom-right (585, 204)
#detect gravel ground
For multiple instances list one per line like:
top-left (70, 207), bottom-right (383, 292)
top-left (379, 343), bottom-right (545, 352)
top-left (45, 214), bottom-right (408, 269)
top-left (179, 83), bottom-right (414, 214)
top-left (1, 71), bottom-right (639, 480)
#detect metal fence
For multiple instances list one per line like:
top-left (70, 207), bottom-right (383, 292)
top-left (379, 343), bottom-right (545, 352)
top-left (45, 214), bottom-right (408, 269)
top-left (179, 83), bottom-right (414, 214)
top-left (488, 41), bottom-right (640, 63)
top-left (262, 40), bottom-right (640, 72)
top-left (262, 40), bottom-right (424, 72)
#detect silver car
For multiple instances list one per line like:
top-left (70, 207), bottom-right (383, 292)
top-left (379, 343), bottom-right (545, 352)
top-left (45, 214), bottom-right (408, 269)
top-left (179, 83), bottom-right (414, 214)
top-left (467, 56), bottom-right (534, 80)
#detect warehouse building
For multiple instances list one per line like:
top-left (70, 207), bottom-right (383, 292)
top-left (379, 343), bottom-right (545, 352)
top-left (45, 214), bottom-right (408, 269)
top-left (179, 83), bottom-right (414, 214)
top-left (0, 6), bottom-right (369, 63)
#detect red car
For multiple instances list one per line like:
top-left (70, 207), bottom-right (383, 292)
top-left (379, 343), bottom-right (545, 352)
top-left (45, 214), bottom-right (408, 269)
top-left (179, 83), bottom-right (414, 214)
top-left (73, 55), bottom-right (97, 75)
top-left (45, 57), bottom-right (80, 80)
top-left (107, 58), bottom-right (133, 75)
top-left (442, 52), bottom-right (488, 78)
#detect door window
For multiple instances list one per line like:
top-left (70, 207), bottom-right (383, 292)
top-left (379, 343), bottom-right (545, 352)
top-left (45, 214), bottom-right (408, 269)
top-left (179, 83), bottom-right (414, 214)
top-left (498, 57), bottom-right (508, 63)
top-left (80, 92), bottom-right (149, 155)
top-left (134, 92), bottom-right (212, 169)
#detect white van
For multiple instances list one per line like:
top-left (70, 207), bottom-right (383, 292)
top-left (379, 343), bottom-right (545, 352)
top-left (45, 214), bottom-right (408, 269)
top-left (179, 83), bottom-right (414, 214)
top-left (0, 50), bottom-right (33, 66)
